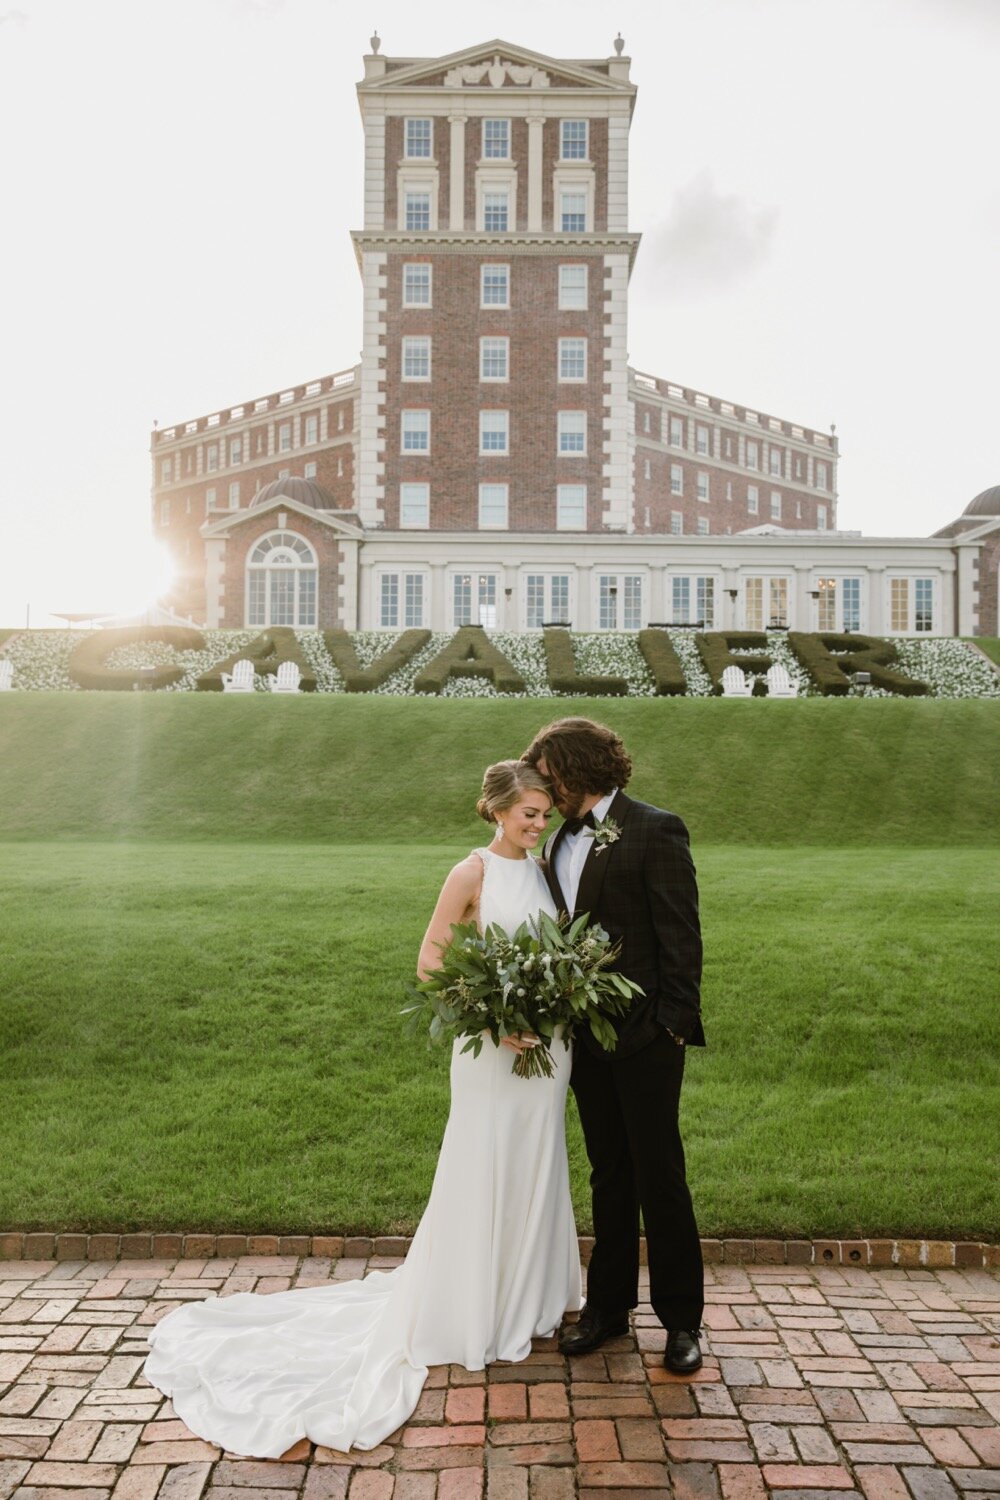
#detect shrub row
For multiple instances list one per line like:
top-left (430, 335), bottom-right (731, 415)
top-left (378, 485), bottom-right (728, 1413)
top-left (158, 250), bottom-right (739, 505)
top-left (412, 626), bottom-right (526, 694)
top-left (68, 627), bottom-right (207, 691)
top-left (637, 629), bottom-right (687, 695)
top-left (542, 628), bottom-right (628, 695)
top-left (197, 628), bottom-right (318, 692)
top-left (323, 629), bottom-right (431, 691)
top-left (788, 632), bottom-right (929, 697)
top-left (695, 631), bottom-right (774, 696)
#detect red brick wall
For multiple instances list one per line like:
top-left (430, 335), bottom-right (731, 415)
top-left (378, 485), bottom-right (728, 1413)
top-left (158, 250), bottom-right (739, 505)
top-left (219, 513), bottom-right (343, 629)
top-left (383, 250), bottom-right (607, 531)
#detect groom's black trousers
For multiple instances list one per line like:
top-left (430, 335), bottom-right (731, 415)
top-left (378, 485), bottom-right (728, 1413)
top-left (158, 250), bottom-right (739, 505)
top-left (571, 1029), bottom-right (704, 1331)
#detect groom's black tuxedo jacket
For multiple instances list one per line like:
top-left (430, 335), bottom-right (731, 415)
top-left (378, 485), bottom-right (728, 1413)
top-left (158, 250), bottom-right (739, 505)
top-left (543, 790), bottom-right (705, 1059)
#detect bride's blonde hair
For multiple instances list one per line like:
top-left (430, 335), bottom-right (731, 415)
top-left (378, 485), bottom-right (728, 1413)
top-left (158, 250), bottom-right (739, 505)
top-left (476, 760), bottom-right (553, 824)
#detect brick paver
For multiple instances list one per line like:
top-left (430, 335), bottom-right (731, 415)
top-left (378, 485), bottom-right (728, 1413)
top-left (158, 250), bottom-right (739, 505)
top-left (0, 1256), bottom-right (996, 1499)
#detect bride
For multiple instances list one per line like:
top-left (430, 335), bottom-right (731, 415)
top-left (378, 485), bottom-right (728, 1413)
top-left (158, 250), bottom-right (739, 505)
top-left (143, 760), bottom-right (582, 1457)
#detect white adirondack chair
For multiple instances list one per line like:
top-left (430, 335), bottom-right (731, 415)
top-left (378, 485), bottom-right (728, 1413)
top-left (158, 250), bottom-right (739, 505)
top-left (221, 658), bottom-right (255, 693)
top-left (766, 662), bottom-right (799, 698)
top-left (267, 660), bottom-right (302, 694)
top-left (0, 659), bottom-right (13, 691)
top-left (721, 664), bottom-right (753, 697)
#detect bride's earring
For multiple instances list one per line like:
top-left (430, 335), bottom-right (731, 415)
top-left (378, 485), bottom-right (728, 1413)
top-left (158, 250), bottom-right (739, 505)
top-left (494, 822), bottom-right (504, 842)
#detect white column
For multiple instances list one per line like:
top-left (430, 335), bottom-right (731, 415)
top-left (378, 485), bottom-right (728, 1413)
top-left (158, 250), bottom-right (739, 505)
top-left (357, 251), bottom-right (388, 527)
top-left (601, 254), bottom-right (632, 532)
top-left (527, 114), bottom-right (545, 231)
top-left (867, 566), bottom-right (885, 635)
top-left (793, 566), bottom-right (811, 632)
top-left (430, 563), bottom-right (448, 628)
top-left (956, 545), bottom-right (978, 637)
top-left (449, 115), bottom-right (466, 231)
top-left (338, 539), bottom-right (360, 629)
top-left (575, 564), bottom-right (593, 630)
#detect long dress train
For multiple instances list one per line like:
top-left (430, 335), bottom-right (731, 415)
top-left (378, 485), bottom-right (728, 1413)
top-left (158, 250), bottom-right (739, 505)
top-left (143, 847), bottom-right (582, 1456)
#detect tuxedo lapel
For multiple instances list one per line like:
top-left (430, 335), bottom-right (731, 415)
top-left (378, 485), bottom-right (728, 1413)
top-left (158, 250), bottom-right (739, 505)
top-left (542, 824), bottom-right (570, 915)
top-left (573, 790), bottom-right (633, 920)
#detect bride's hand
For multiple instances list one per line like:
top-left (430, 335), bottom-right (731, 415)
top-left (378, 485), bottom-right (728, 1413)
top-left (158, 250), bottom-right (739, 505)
top-left (500, 1032), bottom-right (540, 1054)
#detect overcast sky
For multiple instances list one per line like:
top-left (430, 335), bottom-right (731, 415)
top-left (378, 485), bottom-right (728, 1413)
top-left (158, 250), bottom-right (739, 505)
top-left (1, 0), bottom-right (997, 624)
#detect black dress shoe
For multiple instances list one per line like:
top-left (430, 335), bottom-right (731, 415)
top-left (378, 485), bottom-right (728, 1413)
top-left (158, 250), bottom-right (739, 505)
top-left (558, 1306), bottom-right (629, 1355)
top-left (664, 1328), bottom-right (703, 1373)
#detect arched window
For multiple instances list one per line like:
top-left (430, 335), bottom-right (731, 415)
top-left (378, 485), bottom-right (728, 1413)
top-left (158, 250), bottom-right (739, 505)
top-left (246, 531), bottom-right (317, 627)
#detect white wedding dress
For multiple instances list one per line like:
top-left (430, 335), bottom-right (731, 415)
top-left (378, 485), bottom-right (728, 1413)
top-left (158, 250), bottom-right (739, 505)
top-left (143, 847), bottom-right (582, 1457)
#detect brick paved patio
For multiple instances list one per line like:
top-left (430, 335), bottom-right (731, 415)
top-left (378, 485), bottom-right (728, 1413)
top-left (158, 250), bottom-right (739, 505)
top-left (2, 1252), bottom-right (998, 1500)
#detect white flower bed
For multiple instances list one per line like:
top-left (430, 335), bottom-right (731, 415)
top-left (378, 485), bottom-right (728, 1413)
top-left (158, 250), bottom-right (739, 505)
top-left (1, 628), bottom-right (997, 698)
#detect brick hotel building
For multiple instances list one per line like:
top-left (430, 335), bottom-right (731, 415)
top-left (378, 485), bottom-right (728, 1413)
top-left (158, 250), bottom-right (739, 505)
top-left (149, 38), bottom-right (998, 639)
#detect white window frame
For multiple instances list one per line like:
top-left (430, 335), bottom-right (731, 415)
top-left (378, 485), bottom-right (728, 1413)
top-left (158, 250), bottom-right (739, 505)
top-left (478, 483), bottom-right (509, 530)
top-left (404, 117), bottom-right (433, 159)
top-left (402, 336), bottom-right (431, 381)
top-left (398, 173), bottom-right (438, 232)
top-left (482, 189), bottom-right (510, 233)
top-left (559, 189), bottom-right (588, 232)
top-left (480, 336), bottom-right (509, 382)
top-left (695, 423), bottom-right (710, 456)
top-left (669, 416), bottom-right (684, 447)
top-left (558, 337), bottom-right (587, 382)
top-left (246, 530), bottom-right (318, 629)
top-left (480, 263), bottom-right (510, 308)
top-left (669, 573), bottom-right (718, 628)
top-left (770, 490), bottom-right (782, 520)
top-left (400, 483), bottom-right (430, 529)
top-left (523, 572), bottom-right (572, 629)
top-left (817, 503), bottom-right (828, 531)
top-left (401, 409), bottom-right (430, 454)
top-left (556, 484), bottom-right (587, 529)
top-left (278, 423), bottom-right (292, 453)
top-left (304, 413), bottom-right (319, 446)
top-left (671, 511), bottom-right (683, 535)
top-left (376, 569), bottom-right (427, 629)
top-left (887, 575), bottom-right (936, 634)
top-left (229, 437), bottom-right (242, 466)
top-left (696, 471), bottom-right (710, 502)
top-left (747, 485), bottom-right (759, 515)
top-left (475, 168), bottom-right (517, 232)
top-left (743, 574), bottom-right (791, 630)
top-left (479, 409), bottom-right (509, 455)
top-left (596, 572), bottom-right (645, 631)
top-left (813, 574), bottom-right (864, 633)
top-left (560, 119), bottom-right (588, 160)
top-left (482, 117), bottom-right (510, 160)
top-left (558, 264), bottom-right (588, 309)
top-left (697, 517), bottom-right (710, 535)
top-left (746, 440), bottom-right (759, 471)
top-left (450, 570), bottom-right (501, 629)
top-left (403, 262), bottom-right (432, 307)
top-left (769, 447), bottom-right (783, 477)
top-left (228, 481), bottom-right (240, 509)
top-left (557, 411), bottom-right (587, 456)
top-left (552, 168), bottom-right (595, 235)
top-left (670, 464), bottom-right (683, 496)
top-left (304, 461), bottom-right (317, 479)
top-left (205, 442), bottom-right (219, 472)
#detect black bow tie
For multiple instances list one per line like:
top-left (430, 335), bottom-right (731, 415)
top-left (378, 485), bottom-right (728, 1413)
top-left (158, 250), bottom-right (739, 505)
top-left (563, 810), bottom-right (597, 836)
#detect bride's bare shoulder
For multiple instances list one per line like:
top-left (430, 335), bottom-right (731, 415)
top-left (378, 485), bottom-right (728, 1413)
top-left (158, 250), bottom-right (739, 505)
top-left (440, 851), bottom-right (485, 897)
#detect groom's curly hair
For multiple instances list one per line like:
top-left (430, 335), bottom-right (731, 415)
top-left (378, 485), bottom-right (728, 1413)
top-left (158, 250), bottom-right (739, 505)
top-left (521, 717), bottom-right (632, 796)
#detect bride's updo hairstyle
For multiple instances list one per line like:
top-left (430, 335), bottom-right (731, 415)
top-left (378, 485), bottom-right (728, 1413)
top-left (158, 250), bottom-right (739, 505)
top-left (476, 760), bottom-right (553, 825)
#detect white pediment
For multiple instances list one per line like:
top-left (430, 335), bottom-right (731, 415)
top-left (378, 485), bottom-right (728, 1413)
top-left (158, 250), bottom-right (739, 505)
top-left (362, 39), bottom-right (632, 95)
top-left (444, 55), bottom-right (551, 89)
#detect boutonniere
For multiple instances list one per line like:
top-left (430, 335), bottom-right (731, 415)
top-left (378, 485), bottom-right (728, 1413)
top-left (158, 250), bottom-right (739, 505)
top-left (592, 815), bottom-right (622, 855)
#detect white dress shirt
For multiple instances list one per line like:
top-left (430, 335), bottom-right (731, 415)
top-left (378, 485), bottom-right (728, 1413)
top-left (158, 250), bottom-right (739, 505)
top-left (554, 789), bottom-right (618, 915)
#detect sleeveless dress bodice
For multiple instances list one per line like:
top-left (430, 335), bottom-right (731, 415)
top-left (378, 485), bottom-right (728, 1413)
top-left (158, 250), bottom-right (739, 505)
top-left (143, 845), bottom-right (581, 1458)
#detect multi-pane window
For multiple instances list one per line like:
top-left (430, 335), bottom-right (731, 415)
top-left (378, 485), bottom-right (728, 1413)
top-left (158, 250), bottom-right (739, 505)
top-left (205, 442), bottom-right (219, 472)
top-left (304, 414), bottom-right (318, 445)
top-left (671, 577), bottom-right (715, 627)
top-left (401, 410), bottom-right (430, 452)
top-left (769, 448), bottom-right (783, 476)
top-left (747, 485), bottom-right (759, 514)
top-left (480, 337), bottom-right (509, 381)
top-left (405, 118), bottom-right (432, 158)
top-left (817, 504), bottom-right (827, 531)
top-left (400, 483), bottom-right (429, 528)
top-left (247, 532), bottom-right (317, 628)
top-left (816, 577), bottom-right (837, 631)
top-left (403, 263), bottom-right (432, 305)
top-left (669, 416), bottom-right (684, 446)
top-left (483, 118), bottom-right (510, 158)
top-left (453, 573), bottom-right (498, 628)
top-left (816, 460), bottom-right (829, 491)
top-left (228, 482), bottom-right (240, 508)
top-left (379, 572), bottom-right (425, 628)
top-left (696, 472), bottom-right (709, 502)
top-left (481, 264), bottom-right (509, 306)
top-left (229, 438), bottom-right (242, 465)
top-left (770, 491), bottom-right (782, 520)
top-left (484, 191), bottom-right (509, 232)
top-left (745, 576), bottom-right (789, 630)
top-left (525, 574), bottom-right (571, 628)
top-left (278, 423), bottom-right (292, 452)
top-left (402, 336), bottom-right (431, 379)
top-left (671, 511), bottom-right (683, 535)
top-left (160, 457), bottom-right (173, 483)
top-left (560, 191), bottom-right (587, 232)
top-left (205, 487), bottom-right (216, 511)
top-left (560, 119), bottom-right (588, 159)
top-left (915, 577), bottom-right (933, 632)
top-left (558, 338), bottom-right (587, 380)
top-left (598, 575), bottom-right (643, 630)
top-left (404, 191), bottom-right (431, 230)
top-left (479, 483), bottom-right (508, 528)
top-left (843, 576), bottom-right (861, 632)
top-left (304, 462), bottom-right (317, 479)
top-left (697, 516), bottom-right (710, 535)
top-left (558, 411), bottom-right (586, 454)
top-left (695, 424), bottom-right (710, 456)
top-left (480, 410), bottom-right (509, 454)
top-left (556, 484), bottom-right (587, 529)
top-left (670, 464), bottom-right (683, 495)
top-left (558, 264), bottom-right (587, 309)
top-left (746, 440), bottom-right (759, 470)
top-left (890, 579), bottom-right (909, 633)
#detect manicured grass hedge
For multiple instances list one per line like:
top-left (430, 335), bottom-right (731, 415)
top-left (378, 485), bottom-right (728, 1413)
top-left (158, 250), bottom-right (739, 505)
top-left (0, 694), bottom-right (997, 846)
top-left (637, 629), bottom-right (687, 695)
top-left (414, 626), bottom-right (525, 694)
top-left (324, 629), bottom-right (431, 691)
top-left (197, 627), bottom-right (318, 692)
top-left (789, 632), bottom-right (928, 697)
top-left (696, 631), bottom-right (774, 693)
top-left (543, 627), bottom-right (628, 695)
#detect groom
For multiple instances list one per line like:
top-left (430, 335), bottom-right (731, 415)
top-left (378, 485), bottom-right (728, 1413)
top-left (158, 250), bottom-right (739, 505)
top-left (522, 716), bottom-right (705, 1373)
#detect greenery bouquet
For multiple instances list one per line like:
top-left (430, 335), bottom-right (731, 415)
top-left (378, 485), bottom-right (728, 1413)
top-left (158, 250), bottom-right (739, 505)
top-left (402, 910), bottom-right (643, 1079)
